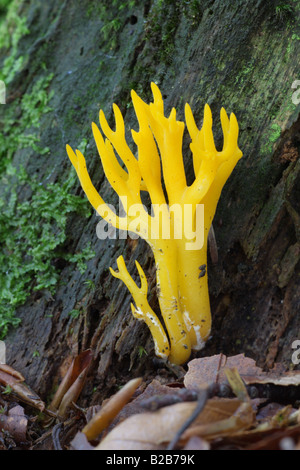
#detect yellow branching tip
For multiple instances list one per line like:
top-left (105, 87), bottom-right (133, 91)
top-left (66, 83), bottom-right (242, 365)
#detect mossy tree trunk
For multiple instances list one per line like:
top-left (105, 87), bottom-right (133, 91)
top-left (1, 0), bottom-right (300, 401)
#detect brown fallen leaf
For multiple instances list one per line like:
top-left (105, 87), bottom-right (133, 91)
top-left (245, 425), bottom-right (300, 450)
top-left (183, 436), bottom-right (210, 450)
top-left (256, 402), bottom-right (287, 421)
top-left (225, 367), bottom-right (251, 402)
top-left (47, 349), bottom-right (93, 420)
top-left (82, 377), bottom-right (142, 441)
top-left (70, 432), bottom-right (95, 450)
top-left (95, 393), bottom-right (255, 451)
top-left (184, 353), bottom-right (300, 389)
top-left (95, 401), bottom-right (199, 450)
top-left (0, 364), bottom-right (24, 383)
top-left (94, 367), bottom-right (258, 450)
top-left (115, 378), bottom-right (197, 422)
top-left (0, 364), bottom-right (45, 412)
top-left (181, 398), bottom-right (254, 443)
top-left (0, 405), bottom-right (28, 444)
top-left (84, 379), bottom-right (176, 438)
top-left (184, 354), bottom-right (227, 389)
top-left (219, 418), bottom-right (300, 450)
top-left (177, 370), bottom-right (255, 446)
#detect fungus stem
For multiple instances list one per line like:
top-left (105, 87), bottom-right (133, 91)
top-left (152, 241), bottom-right (191, 365)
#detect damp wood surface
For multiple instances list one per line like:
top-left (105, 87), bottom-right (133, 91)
top-left (1, 0), bottom-right (299, 402)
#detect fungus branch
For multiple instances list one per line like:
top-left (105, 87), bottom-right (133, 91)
top-left (110, 256), bottom-right (170, 360)
top-left (67, 82), bottom-right (242, 365)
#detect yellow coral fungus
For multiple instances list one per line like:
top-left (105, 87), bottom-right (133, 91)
top-left (66, 82), bottom-right (242, 365)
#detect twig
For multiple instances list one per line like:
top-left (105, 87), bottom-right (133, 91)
top-left (166, 387), bottom-right (209, 450)
top-left (52, 423), bottom-right (63, 451)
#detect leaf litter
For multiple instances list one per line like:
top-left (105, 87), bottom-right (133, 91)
top-left (1, 352), bottom-right (300, 450)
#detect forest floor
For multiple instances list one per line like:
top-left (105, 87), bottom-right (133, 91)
top-left (1, 349), bottom-right (300, 450)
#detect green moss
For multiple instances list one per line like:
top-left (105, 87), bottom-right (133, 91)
top-left (0, 73), bottom-right (54, 172)
top-left (0, 0), bottom-right (13, 22)
top-left (0, 0), bottom-right (29, 83)
top-left (260, 79), bottom-right (299, 156)
top-left (86, 0), bottom-right (138, 51)
top-left (275, 2), bottom-right (294, 20)
top-left (86, 0), bottom-right (138, 19)
top-left (260, 122), bottom-right (282, 156)
top-left (269, 122), bottom-right (282, 143)
top-left (0, 168), bottom-right (94, 339)
top-left (145, 0), bottom-right (202, 65)
top-left (0, 3), bottom-right (96, 338)
top-left (64, 243), bottom-right (95, 274)
top-left (291, 32), bottom-right (300, 40)
top-left (234, 61), bottom-right (255, 86)
top-left (68, 309), bottom-right (81, 319)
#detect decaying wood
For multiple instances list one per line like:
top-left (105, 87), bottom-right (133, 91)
top-left (2, 0), bottom-right (299, 404)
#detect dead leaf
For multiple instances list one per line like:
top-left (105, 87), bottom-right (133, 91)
top-left (256, 402), bottom-right (287, 421)
top-left (70, 432), bottom-right (94, 450)
top-left (183, 436), bottom-right (210, 450)
top-left (95, 393), bottom-right (256, 451)
top-left (223, 422), bottom-right (300, 450)
top-left (0, 405), bottom-right (28, 443)
top-left (179, 368), bottom-right (254, 443)
top-left (82, 377), bottom-right (142, 441)
top-left (104, 379), bottom-right (177, 430)
top-left (0, 364), bottom-right (24, 383)
top-left (245, 425), bottom-right (300, 450)
top-left (184, 353), bottom-right (300, 389)
top-left (181, 398), bottom-right (254, 443)
top-left (0, 364), bottom-right (44, 412)
top-left (184, 354), bottom-right (227, 389)
top-left (47, 349), bottom-right (93, 419)
top-left (95, 401), bottom-right (199, 450)
top-left (224, 367), bottom-right (250, 402)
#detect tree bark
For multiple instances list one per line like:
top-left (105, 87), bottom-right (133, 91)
top-left (2, 0), bottom-right (300, 401)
